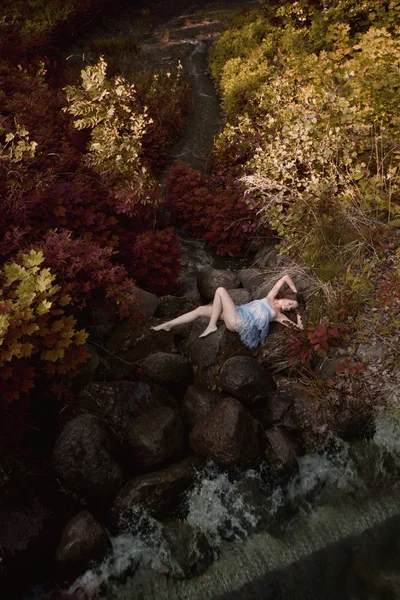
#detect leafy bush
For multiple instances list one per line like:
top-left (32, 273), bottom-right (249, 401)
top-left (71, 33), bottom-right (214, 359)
top-left (165, 162), bottom-right (268, 256)
top-left (0, 250), bottom-right (89, 403)
top-left (63, 57), bottom-right (161, 216)
top-left (130, 229), bottom-right (181, 295)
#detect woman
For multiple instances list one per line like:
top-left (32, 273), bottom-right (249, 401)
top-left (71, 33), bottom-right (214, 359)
top-left (152, 274), bottom-right (304, 349)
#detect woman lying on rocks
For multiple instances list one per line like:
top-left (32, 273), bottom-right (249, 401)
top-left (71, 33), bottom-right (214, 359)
top-left (152, 274), bottom-right (304, 349)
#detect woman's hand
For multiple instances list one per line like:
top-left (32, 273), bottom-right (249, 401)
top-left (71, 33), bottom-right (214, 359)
top-left (296, 314), bottom-right (304, 330)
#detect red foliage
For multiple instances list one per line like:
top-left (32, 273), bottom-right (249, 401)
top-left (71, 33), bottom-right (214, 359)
top-left (39, 231), bottom-right (140, 319)
top-left (288, 317), bottom-right (350, 365)
top-left (165, 162), bottom-right (268, 256)
top-left (130, 228), bottom-right (181, 295)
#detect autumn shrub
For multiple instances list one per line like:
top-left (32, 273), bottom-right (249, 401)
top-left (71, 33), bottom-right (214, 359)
top-left (165, 162), bottom-right (268, 256)
top-left (39, 231), bottom-right (139, 319)
top-left (0, 250), bottom-right (89, 403)
top-left (129, 229), bottom-right (181, 295)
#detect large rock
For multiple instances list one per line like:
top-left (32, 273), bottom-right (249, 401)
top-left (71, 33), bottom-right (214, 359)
top-left (105, 323), bottom-right (175, 380)
top-left (131, 287), bottom-right (158, 318)
top-left (182, 385), bottom-right (220, 429)
top-left (189, 398), bottom-right (261, 469)
top-left (253, 245), bottom-right (282, 269)
top-left (253, 273), bottom-right (316, 300)
top-left (262, 377), bottom-right (296, 427)
top-left (110, 457), bottom-right (203, 532)
top-left (55, 511), bottom-right (110, 580)
top-left (141, 352), bottom-right (193, 384)
top-left (123, 406), bottom-right (185, 471)
top-left (179, 238), bottom-right (214, 270)
top-left (218, 356), bottom-right (276, 409)
top-left (0, 478), bottom-right (76, 589)
top-left (157, 295), bottom-right (198, 318)
top-left (237, 268), bottom-right (265, 298)
top-left (159, 521), bottom-right (213, 579)
top-left (53, 414), bottom-right (124, 503)
top-left (263, 427), bottom-right (301, 472)
top-left (78, 381), bottom-right (165, 440)
top-left (197, 268), bottom-right (240, 301)
top-left (183, 318), bottom-right (250, 389)
top-left (227, 288), bottom-right (250, 306)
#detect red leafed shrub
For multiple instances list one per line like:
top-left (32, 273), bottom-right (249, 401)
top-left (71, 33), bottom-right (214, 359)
top-left (288, 317), bottom-right (350, 365)
top-left (165, 161), bottom-right (267, 256)
top-left (39, 231), bottom-right (140, 319)
top-left (130, 228), bottom-right (181, 295)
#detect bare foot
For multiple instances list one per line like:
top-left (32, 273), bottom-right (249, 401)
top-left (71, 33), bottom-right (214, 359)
top-left (151, 323), bottom-right (172, 332)
top-left (199, 325), bottom-right (218, 338)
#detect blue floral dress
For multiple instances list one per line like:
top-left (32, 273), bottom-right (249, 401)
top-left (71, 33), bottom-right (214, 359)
top-left (234, 298), bottom-right (274, 349)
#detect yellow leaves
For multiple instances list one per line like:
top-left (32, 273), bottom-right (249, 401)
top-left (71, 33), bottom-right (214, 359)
top-left (22, 250), bottom-right (44, 269)
top-left (41, 347), bottom-right (66, 362)
top-left (36, 268), bottom-right (54, 292)
top-left (37, 300), bottom-right (53, 315)
top-left (3, 263), bottom-right (25, 286)
top-left (0, 314), bottom-right (10, 340)
top-left (59, 294), bottom-right (71, 307)
top-left (74, 329), bottom-right (88, 345)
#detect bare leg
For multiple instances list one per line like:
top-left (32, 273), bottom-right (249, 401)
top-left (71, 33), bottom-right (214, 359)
top-left (151, 305), bottom-right (213, 332)
top-left (199, 287), bottom-right (236, 338)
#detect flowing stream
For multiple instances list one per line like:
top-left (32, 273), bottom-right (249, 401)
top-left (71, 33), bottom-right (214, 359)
top-left (66, 414), bottom-right (400, 599)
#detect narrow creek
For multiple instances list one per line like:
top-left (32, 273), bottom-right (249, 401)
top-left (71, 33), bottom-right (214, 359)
top-left (23, 2), bottom-right (400, 599)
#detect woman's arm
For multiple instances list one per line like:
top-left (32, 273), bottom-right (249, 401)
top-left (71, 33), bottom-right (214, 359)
top-left (266, 275), bottom-right (297, 301)
top-left (275, 312), bottom-right (304, 330)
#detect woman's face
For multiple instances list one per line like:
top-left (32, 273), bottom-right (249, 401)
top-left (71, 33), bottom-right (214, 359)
top-left (277, 298), bottom-right (299, 311)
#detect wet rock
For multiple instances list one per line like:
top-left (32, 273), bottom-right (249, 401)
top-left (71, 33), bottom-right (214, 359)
top-left (0, 477), bottom-right (76, 584)
top-left (157, 295), bottom-right (198, 318)
top-left (263, 382), bottom-right (295, 427)
top-left (53, 414), bottom-right (124, 503)
top-left (227, 288), bottom-right (250, 306)
top-left (110, 457), bottom-right (203, 532)
top-left (237, 268), bottom-right (265, 298)
top-left (218, 356), bottom-right (276, 409)
top-left (131, 287), bottom-right (158, 318)
top-left (105, 323), bottom-right (175, 380)
top-left (263, 427), bottom-right (301, 472)
top-left (78, 381), bottom-right (165, 440)
top-left (141, 352), bottom-right (193, 384)
top-left (197, 267), bottom-right (240, 301)
top-left (160, 520), bottom-right (213, 579)
top-left (348, 440), bottom-right (400, 490)
top-left (189, 397), bottom-right (261, 469)
top-left (123, 406), bottom-right (185, 471)
top-left (55, 511), bottom-right (110, 580)
top-left (182, 385), bottom-right (220, 428)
